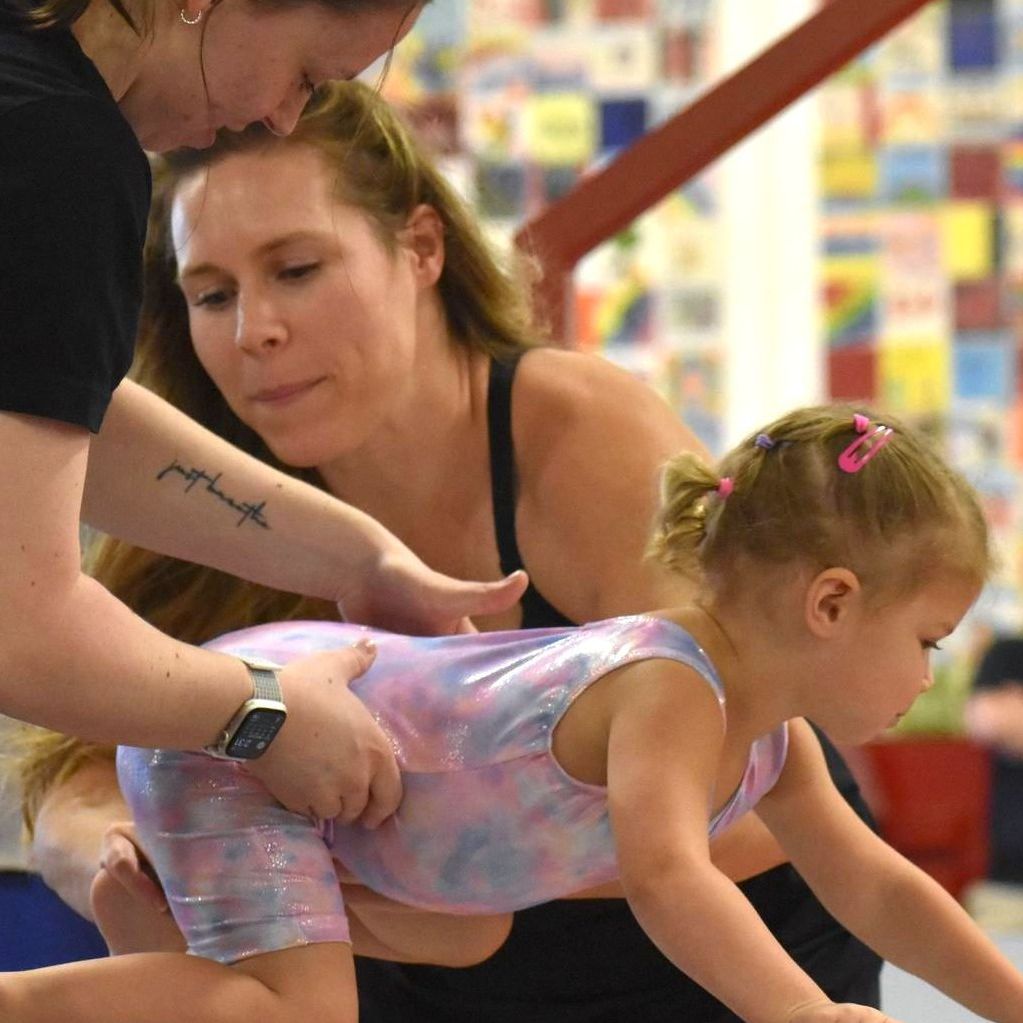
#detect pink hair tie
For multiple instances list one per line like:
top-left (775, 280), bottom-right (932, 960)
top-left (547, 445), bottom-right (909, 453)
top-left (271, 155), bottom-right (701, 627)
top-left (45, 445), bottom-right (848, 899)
top-left (852, 413), bottom-right (870, 434)
top-left (716, 477), bottom-right (734, 499)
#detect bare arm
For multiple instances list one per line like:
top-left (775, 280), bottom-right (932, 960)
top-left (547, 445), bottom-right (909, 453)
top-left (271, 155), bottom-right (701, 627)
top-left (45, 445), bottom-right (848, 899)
top-left (964, 685), bottom-right (1023, 758)
top-left (340, 881), bottom-right (512, 966)
top-left (0, 943), bottom-right (357, 1023)
top-left (87, 381), bottom-right (526, 633)
top-left (0, 409), bottom-right (252, 747)
top-left (606, 661), bottom-right (838, 1023)
top-left (516, 350), bottom-right (788, 881)
top-left (757, 719), bottom-right (1023, 1023)
top-left (2, 399), bottom-right (521, 819)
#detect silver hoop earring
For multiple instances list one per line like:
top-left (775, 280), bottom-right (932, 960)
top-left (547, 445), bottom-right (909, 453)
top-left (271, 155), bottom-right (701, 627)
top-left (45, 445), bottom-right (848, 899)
top-left (180, 7), bottom-right (203, 24)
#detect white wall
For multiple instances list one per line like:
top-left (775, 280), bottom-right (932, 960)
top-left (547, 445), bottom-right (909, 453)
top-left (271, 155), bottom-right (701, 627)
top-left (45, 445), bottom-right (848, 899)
top-left (718, 0), bottom-right (822, 446)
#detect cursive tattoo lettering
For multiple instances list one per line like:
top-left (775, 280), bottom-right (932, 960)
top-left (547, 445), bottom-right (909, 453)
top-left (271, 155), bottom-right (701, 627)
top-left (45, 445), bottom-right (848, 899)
top-left (156, 460), bottom-right (270, 529)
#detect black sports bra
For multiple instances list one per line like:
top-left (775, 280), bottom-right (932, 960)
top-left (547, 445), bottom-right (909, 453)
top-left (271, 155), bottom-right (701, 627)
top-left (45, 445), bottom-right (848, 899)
top-left (487, 353), bottom-right (575, 630)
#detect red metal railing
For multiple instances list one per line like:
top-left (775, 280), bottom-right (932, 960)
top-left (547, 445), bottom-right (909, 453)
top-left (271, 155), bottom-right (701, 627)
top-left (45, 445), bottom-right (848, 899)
top-left (514, 0), bottom-right (936, 341)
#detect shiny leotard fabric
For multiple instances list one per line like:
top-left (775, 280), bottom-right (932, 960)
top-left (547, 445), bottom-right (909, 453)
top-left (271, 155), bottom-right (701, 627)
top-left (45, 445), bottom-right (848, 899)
top-left (118, 615), bottom-right (788, 965)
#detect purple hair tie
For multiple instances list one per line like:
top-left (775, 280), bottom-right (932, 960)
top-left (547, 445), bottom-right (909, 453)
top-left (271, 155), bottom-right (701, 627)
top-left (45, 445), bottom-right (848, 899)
top-left (754, 433), bottom-right (775, 450)
top-left (716, 477), bottom-right (734, 499)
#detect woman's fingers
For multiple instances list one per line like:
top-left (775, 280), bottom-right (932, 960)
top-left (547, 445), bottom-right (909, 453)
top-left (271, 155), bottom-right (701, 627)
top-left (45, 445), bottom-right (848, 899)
top-left (248, 643), bottom-right (407, 824)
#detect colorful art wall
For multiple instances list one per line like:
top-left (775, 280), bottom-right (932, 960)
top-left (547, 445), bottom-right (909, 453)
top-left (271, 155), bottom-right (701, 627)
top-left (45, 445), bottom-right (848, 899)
top-left (820, 0), bottom-right (1023, 631)
top-left (378, 0), bottom-right (727, 452)
top-left (380, 0), bottom-right (1023, 633)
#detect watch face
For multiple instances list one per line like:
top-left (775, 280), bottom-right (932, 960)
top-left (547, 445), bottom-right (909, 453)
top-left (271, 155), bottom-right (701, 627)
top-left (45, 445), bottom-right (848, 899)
top-left (225, 707), bottom-right (287, 759)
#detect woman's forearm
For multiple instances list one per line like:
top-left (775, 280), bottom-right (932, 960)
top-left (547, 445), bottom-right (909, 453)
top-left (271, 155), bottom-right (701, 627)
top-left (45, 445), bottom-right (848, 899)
top-left (0, 570), bottom-right (250, 749)
top-left (85, 381), bottom-right (527, 633)
top-left (341, 882), bottom-right (511, 966)
top-left (0, 944), bottom-right (356, 1023)
top-left (84, 380), bottom-right (386, 603)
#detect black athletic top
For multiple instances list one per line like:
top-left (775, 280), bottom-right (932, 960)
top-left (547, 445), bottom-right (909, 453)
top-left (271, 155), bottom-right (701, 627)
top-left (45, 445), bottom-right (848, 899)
top-left (353, 351), bottom-right (881, 1021)
top-left (0, 9), bottom-right (149, 431)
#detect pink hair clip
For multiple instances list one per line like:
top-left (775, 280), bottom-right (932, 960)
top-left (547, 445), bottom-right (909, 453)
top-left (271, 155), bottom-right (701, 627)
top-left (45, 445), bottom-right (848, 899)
top-left (716, 476), bottom-right (734, 499)
top-left (838, 421), bottom-right (893, 474)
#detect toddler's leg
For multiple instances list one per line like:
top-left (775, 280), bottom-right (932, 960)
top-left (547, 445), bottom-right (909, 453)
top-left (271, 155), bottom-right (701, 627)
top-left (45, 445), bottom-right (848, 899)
top-left (116, 746), bottom-right (349, 963)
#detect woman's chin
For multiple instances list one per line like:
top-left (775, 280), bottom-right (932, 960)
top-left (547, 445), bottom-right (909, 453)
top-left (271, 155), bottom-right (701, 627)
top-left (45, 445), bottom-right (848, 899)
top-left (266, 443), bottom-right (323, 470)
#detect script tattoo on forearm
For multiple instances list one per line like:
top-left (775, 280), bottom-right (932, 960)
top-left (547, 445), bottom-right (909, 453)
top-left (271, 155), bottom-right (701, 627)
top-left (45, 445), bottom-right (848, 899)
top-left (156, 460), bottom-right (270, 529)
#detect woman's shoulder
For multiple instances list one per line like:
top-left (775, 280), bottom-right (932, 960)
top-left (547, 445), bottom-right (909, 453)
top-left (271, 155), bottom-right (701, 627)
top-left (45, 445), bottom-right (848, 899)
top-left (516, 347), bottom-right (674, 419)
top-left (513, 347), bottom-right (704, 468)
top-left (504, 350), bottom-right (702, 620)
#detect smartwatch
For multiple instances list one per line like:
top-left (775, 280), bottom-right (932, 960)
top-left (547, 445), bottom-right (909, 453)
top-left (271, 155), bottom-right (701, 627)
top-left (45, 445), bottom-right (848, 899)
top-left (206, 659), bottom-right (287, 760)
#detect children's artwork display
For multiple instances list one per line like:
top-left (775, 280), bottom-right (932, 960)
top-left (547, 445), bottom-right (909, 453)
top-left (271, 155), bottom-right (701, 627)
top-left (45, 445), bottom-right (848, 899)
top-left (819, 0), bottom-right (1023, 660)
top-left (377, 0), bottom-right (725, 453)
top-left (380, 0), bottom-right (1023, 638)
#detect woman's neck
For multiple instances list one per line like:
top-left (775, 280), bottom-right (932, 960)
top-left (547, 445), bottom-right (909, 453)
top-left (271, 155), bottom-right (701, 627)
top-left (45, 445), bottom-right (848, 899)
top-left (316, 342), bottom-right (494, 552)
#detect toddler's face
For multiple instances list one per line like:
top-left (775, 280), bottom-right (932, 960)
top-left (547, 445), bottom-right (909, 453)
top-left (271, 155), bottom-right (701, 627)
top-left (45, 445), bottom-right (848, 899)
top-left (825, 571), bottom-right (980, 744)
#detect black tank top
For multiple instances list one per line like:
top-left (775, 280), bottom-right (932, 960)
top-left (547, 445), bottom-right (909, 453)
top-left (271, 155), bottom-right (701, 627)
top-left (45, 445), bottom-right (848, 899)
top-left (352, 352), bottom-right (881, 1021)
top-left (487, 352), bottom-right (575, 630)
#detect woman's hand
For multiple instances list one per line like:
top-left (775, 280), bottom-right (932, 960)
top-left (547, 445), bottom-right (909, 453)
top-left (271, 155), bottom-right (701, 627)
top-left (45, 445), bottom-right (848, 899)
top-left (246, 642), bottom-right (403, 824)
top-left (90, 822), bottom-right (186, 956)
top-left (337, 545), bottom-right (527, 636)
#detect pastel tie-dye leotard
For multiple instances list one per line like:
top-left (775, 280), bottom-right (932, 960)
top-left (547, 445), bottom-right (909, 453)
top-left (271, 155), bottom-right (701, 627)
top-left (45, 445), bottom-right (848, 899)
top-left (117, 615), bottom-right (788, 965)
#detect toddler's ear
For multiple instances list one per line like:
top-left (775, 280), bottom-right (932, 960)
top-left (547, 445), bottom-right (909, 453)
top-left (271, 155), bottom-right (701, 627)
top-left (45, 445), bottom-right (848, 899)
top-left (804, 567), bottom-right (861, 637)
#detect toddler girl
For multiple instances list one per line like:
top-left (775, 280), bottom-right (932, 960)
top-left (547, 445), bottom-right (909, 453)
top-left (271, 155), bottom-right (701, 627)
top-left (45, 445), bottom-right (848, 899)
top-left (4, 404), bottom-right (1021, 1023)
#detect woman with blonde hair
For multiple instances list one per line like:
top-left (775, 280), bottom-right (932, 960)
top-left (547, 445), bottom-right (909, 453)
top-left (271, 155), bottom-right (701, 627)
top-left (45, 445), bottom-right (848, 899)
top-left (26, 81), bottom-right (883, 1022)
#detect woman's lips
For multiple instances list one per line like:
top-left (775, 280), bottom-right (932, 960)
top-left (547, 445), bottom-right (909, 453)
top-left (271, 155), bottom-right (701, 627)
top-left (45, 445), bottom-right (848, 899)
top-left (251, 378), bottom-right (325, 404)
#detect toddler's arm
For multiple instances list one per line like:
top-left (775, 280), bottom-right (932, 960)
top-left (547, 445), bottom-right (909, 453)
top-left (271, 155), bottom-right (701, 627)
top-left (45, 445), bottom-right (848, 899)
top-left (757, 718), bottom-right (1023, 1023)
top-left (607, 659), bottom-right (847, 1023)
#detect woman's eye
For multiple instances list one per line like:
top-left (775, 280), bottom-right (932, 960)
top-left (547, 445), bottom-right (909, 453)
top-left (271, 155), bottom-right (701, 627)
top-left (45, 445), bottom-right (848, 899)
top-left (280, 262), bottom-right (319, 281)
top-left (191, 287), bottom-right (232, 309)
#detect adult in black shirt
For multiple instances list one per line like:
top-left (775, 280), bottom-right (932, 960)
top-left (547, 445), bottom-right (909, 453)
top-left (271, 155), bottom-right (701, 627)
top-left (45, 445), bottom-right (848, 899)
top-left (0, 0), bottom-right (526, 834)
top-left (967, 637), bottom-right (1023, 884)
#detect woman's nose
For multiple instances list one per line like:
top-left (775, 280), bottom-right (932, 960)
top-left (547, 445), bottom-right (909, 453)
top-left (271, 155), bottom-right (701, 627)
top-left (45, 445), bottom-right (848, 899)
top-left (234, 293), bottom-right (287, 353)
top-left (262, 88), bottom-right (309, 137)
